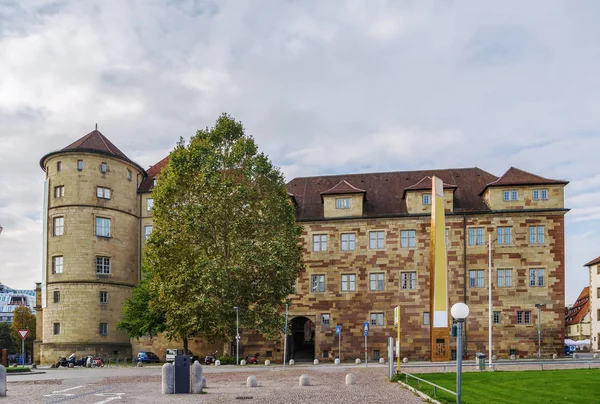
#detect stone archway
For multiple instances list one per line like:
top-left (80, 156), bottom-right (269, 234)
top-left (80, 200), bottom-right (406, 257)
top-left (288, 316), bottom-right (315, 362)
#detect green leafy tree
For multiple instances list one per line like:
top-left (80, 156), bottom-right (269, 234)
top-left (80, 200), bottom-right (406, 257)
top-left (0, 322), bottom-right (16, 353)
top-left (117, 272), bottom-right (166, 339)
top-left (11, 306), bottom-right (36, 358)
top-left (145, 113), bottom-right (303, 353)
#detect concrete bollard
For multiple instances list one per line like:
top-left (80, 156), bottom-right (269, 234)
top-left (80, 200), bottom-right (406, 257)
top-left (335, 358), bottom-right (340, 365)
top-left (594, 353), bottom-right (599, 359)
top-left (355, 358), bottom-right (361, 364)
top-left (264, 360), bottom-right (270, 366)
top-left (69, 363), bottom-right (74, 368)
top-left (137, 361), bottom-right (143, 367)
top-left (510, 355), bottom-right (516, 360)
top-left (573, 353), bottom-right (579, 359)
top-left (240, 359), bottom-right (247, 366)
top-left (345, 373), bottom-right (356, 385)
top-left (492, 355), bottom-right (497, 361)
top-left (299, 374), bottom-right (310, 386)
top-left (31, 364), bottom-right (37, 369)
top-left (552, 354), bottom-right (558, 360)
top-left (289, 359), bottom-right (295, 366)
top-left (402, 357), bottom-right (408, 363)
top-left (161, 363), bottom-right (174, 394)
top-left (379, 358), bottom-right (385, 364)
top-left (201, 376), bottom-right (207, 389)
top-left (247, 375), bottom-right (258, 388)
top-left (313, 359), bottom-right (319, 365)
top-left (0, 365), bottom-right (6, 397)
top-left (215, 360), bottom-right (221, 367)
top-left (191, 361), bottom-right (203, 394)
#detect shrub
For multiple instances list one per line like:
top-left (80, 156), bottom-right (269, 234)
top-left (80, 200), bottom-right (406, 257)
top-left (216, 354), bottom-right (236, 365)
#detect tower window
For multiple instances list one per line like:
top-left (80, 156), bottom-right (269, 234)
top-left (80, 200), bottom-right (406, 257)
top-left (96, 256), bottom-right (111, 274)
top-left (77, 160), bottom-right (83, 171)
top-left (53, 290), bottom-right (60, 303)
top-left (127, 169), bottom-right (132, 181)
top-left (100, 291), bottom-right (108, 304)
top-left (101, 162), bottom-right (107, 173)
top-left (53, 323), bottom-right (60, 335)
top-left (53, 217), bottom-right (64, 236)
top-left (57, 161), bottom-right (62, 172)
top-left (96, 187), bottom-right (111, 199)
top-left (52, 256), bottom-right (64, 274)
top-left (54, 186), bottom-right (65, 198)
top-left (95, 217), bottom-right (111, 237)
top-left (99, 322), bottom-right (108, 336)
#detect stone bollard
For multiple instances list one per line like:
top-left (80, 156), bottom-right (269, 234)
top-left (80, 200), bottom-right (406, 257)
top-left (402, 357), bottom-right (408, 363)
top-left (264, 360), bottom-right (270, 366)
top-left (215, 360), bottom-right (221, 367)
top-left (137, 361), bottom-right (143, 367)
top-left (573, 353), bottom-right (579, 359)
top-left (69, 363), bottom-right (74, 368)
top-left (510, 355), bottom-right (516, 360)
top-left (299, 374), bottom-right (310, 386)
top-left (31, 363), bottom-right (37, 369)
top-left (289, 359), bottom-right (295, 366)
top-left (379, 358), bottom-right (385, 364)
top-left (594, 353), bottom-right (599, 359)
top-left (247, 375), bottom-right (257, 388)
top-left (0, 365), bottom-right (6, 397)
top-left (335, 358), bottom-right (340, 365)
top-left (345, 373), bottom-right (356, 385)
top-left (355, 358), bottom-right (361, 364)
top-left (240, 359), bottom-right (247, 366)
top-left (161, 363), bottom-right (174, 394)
top-left (201, 376), bottom-right (207, 389)
top-left (553, 354), bottom-right (558, 360)
top-left (191, 361), bottom-right (203, 394)
top-left (492, 355), bottom-right (497, 361)
top-left (313, 359), bottom-right (319, 365)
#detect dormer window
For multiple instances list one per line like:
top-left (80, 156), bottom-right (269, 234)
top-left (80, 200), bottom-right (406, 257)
top-left (503, 190), bottom-right (518, 201)
top-left (335, 198), bottom-right (350, 209)
top-left (533, 189), bottom-right (548, 201)
top-left (422, 194), bottom-right (431, 205)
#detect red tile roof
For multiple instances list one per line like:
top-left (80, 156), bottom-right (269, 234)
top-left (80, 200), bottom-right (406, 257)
top-left (139, 156), bottom-right (169, 192)
top-left (480, 167), bottom-right (568, 195)
top-left (566, 287), bottom-right (590, 326)
top-left (320, 180), bottom-right (366, 196)
top-left (287, 167), bottom-right (498, 220)
top-left (584, 255), bottom-right (600, 267)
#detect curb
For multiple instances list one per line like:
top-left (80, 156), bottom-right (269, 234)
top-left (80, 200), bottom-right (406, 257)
top-left (397, 380), bottom-right (443, 404)
top-left (7, 371), bottom-right (47, 376)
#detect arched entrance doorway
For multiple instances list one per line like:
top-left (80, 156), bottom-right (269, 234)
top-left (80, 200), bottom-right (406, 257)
top-left (288, 316), bottom-right (315, 362)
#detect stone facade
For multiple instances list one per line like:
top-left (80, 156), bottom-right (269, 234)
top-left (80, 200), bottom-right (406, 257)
top-left (585, 258), bottom-right (600, 351)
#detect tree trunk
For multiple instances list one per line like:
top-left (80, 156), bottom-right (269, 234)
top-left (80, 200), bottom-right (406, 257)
top-left (183, 337), bottom-right (189, 355)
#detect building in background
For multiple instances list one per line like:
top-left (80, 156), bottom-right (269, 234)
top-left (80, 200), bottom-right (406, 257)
top-left (0, 283), bottom-right (36, 324)
top-left (585, 256), bottom-right (600, 351)
top-left (36, 129), bottom-right (569, 363)
top-left (565, 287), bottom-right (591, 341)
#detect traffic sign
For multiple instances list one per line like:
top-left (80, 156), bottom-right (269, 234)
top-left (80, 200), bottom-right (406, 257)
top-left (18, 329), bottom-right (29, 340)
top-left (363, 321), bottom-right (369, 336)
top-left (335, 325), bottom-right (341, 335)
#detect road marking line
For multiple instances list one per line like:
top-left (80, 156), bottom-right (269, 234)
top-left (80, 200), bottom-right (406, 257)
top-left (52, 386), bottom-right (85, 393)
top-left (93, 396), bottom-right (122, 403)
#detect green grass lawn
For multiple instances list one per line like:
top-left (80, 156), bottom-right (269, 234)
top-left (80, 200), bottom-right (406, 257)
top-left (401, 369), bottom-right (600, 404)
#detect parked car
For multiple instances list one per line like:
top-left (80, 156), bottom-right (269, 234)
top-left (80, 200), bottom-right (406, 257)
top-left (165, 348), bottom-right (198, 362)
top-left (135, 351), bottom-right (160, 363)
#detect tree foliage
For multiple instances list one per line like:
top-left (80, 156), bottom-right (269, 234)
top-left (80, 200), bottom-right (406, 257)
top-left (144, 113), bottom-right (304, 347)
top-left (0, 322), bottom-right (16, 353)
top-left (117, 271), bottom-right (166, 339)
top-left (11, 306), bottom-right (36, 355)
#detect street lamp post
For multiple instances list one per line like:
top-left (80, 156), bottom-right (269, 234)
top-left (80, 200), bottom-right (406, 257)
top-left (234, 306), bottom-right (240, 365)
top-left (451, 302), bottom-right (470, 404)
top-left (535, 303), bottom-right (545, 359)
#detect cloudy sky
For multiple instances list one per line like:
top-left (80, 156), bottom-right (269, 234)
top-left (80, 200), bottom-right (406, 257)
top-left (1, 0), bottom-right (598, 304)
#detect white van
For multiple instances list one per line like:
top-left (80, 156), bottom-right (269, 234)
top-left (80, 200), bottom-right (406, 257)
top-left (165, 349), bottom-right (197, 362)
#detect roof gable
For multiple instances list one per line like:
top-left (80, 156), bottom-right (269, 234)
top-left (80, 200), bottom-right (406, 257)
top-left (584, 255), bottom-right (600, 267)
top-left (403, 176), bottom-right (457, 198)
top-left (566, 287), bottom-right (590, 326)
top-left (481, 167), bottom-right (568, 194)
top-left (320, 180), bottom-right (366, 196)
top-left (139, 156), bottom-right (169, 192)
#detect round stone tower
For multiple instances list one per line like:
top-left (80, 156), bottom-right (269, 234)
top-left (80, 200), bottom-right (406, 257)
top-left (38, 129), bottom-right (145, 363)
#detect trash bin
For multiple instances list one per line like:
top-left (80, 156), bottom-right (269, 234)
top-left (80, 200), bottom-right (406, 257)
top-left (476, 353), bottom-right (486, 371)
top-left (174, 355), bottom-right (190, 393)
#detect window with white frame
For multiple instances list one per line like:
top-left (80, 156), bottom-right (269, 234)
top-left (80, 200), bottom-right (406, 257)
top-left (52, 256), bottom-right (63, 274)
top-left (96, 187), bottom-right (111, 199)
top-left (503, 190), bottom-right (519, 201)
top-left (311, 275), bottom-right (325, 292)
top-left (99, 322), bottom-right (108, 336)
top-left (533, 189), bottom-right (549, 200)
top-left (497, 226), bottom-right (512, 245)
top-left (400, 230), bottom-right (416, 248)
top-left (96, 256), bottom-right (111, 274)
top-left (468, 227), bottom-right (485, 246)
top-left (53, 217), bottom-right (64, 236)
top-left (54, 186), bottom-right (64, 198)
top-left (95, 217), bottom-right (111, 237)
top-left (312, 234), bottom-right (327, 252)
top-left (469, 270), bottom-right (484, 288)
top-left (147, 198), bottom-right (154, 211)
top-left (335, 198), bottom-right (350, 209)
top-left (369, 231), bottom-right (385, 249)
top-left (529, 226), bottom-right (545, 244)
top-left (100, 291), bottom-right (108, 304)
top-left (497, 269), bottom-right (513, 287)
top-left (341, 233), bottom-right (356, 251)
top-left (422, 194), bottom-right (431, 205)
top-left (321, 313), bottom-right (330, 326)
top-left (53, 323), bottom-right (60, 335)
top-left (341, 274), bottom-right (356, 292)
top-left (101, 162), bottom-right (107, 173)
top-left (369, 273), bottom-right (384, 291)
top-left (493, 311), bottom-right (500, 324)
top-left (401, 272), bottom-right (416, 290)
top-left (370, 312), bottom-right (384, 326)
top-left (423, 312), bottom-right (430, 326)
top-left (541, 189), bottom-right (548, 200)
top-left (517, 311), bottom-right (531, 324)
top-left (529, 268), bottom-right (545, 287)
top-left (144, 225), bottom-right (153, 240)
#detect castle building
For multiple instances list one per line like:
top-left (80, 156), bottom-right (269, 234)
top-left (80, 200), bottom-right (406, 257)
top-left (565, 287), bottom-right (591, 342)
top-left (36, 129), bottom-right (569, 363)
top-left (585, 256), bottom-right (600, 351)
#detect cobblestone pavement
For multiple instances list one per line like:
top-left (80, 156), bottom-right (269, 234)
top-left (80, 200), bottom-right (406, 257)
top-left (7, 364), bottom-right (426, 404)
